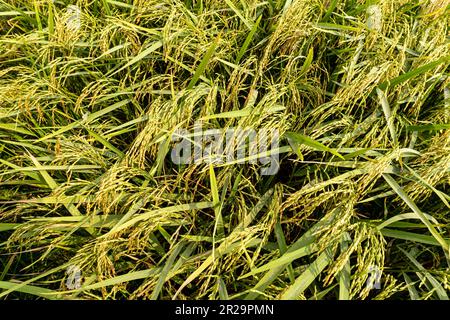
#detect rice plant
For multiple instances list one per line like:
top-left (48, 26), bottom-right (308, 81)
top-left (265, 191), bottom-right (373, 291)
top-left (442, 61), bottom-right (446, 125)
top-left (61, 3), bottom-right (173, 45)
top-left (0, 0), bottom-right (449, 300)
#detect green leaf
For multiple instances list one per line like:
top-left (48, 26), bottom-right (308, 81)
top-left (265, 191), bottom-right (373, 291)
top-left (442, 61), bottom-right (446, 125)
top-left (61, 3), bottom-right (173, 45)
top-left (240, 243), bottom-right (317, 279)
top-left (299, 47), bottom-right (314, 76)
top-left (187, 38), bottom-right (218, 89)
top-left (322, 0), bottom-right (339, 21)
top-left (406, 124), bottom-right (450, 132)
top-left (0, 281), bottom-right (61, 300)
top-left (235, 15), bottom-right (262, 64)
top-left (377, 212), bottom-right (440, 231)
top-left (316, 22), bottom-right (360, 32)
top-left (0, 223), bottom-right (19, 232)
top-left (382, 174), bottom-right (449, 253)
top-left (381, 229), bottom-right (450, 247)
top-left (274, 221), bottom-right (295, 283)
top-left (379, 55), bottom-right (450, 90)
top-left (339, 233), bottom-right (351, 300)
top-left (280, 248), bottom-right (334, 299)
top-left (0, 123), bottom-right (35, 136)
top-left (284, 131), bottom-right (345, 160)
top-left (151, 242), bottom-right (185, 300)
top-left (200, 105), bottom-right (285, 120)
top-left (110, 41), bottom-right (163, 76)
top-left (218, 277), bottom-right (229, 300)
top-left (104, 202), bottom-right (213, 236)
top-left (210, 165), bottom-right (224, 238)
top-left (37, 99), bottom-right (131, 142)
top-left (400, 248), bottom-right (448, 300)
top-left (244, 208), bottom-right (341, 299)
top-left (86, 128), bottom-right (125, 159)
top-left (403, 273), bottom-right (419, 300)
top-left (224, 0), bottom-right (252, 30)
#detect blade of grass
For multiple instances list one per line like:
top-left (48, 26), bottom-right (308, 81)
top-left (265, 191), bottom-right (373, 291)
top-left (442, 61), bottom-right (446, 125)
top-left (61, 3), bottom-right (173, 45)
top-left (280, 248), bottom-right (334, 300)
top-left (376, 88), bottom-right (397, 145)
top-left (244, 207), bottom-right (342, 299)
top-left (33, 0), bottom-right (42, 32)
top-left (187, 38), bottom-right (218, 90)
top-left (377, 212), bottom-right (440, 231)
top-left (399, 247), bottom-right (448, 300)
top-left (235, 15), bottom-right (262, 64)
top-left (404, 164), bottom-right (450, 209)
top-left (0, 281), bottom-right (61, 300)
top-left (403, 273), bottom-right (419, 300)
top-left (109, 41), bottom-right (163, 76)
top-left (224, 0), bottom-right (252, 30)
top-left (379, 55), bottom-right (450, 90)
top-left (104, 202), bottom-right (213, 237)
top-left (36, 99), bottom-right (131, 142)
top-left (172, 189), bottom-right (274, 299)
top-left (274, 221), bottom-right (295, 283)
top-left (322, 0), bottom-right (338, 21)
top-left (210, 165), bottom-right (224, 238)
top-left (0, 263), bottom-right (70, 298)
top-left (239, 243), bottom-right (317, 279)
top-left (61, 268), bottom-right (160, 294)
top-left (299, 47), bottom-right (314, 76)
top-left (285, 131), bottom-right (345, 160)
top-left (48, 0), bottom-right (54, 37)
top-left (86, 128), bottom-right (125, 159)
top-left (339, 233), bottom-right (351, 300)
top-left (380, 229), bottom-right (450, 247)
top-left (151, 242), bottom-right (185, 300)
top-left (0, 123), bottom-right (35, 136)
